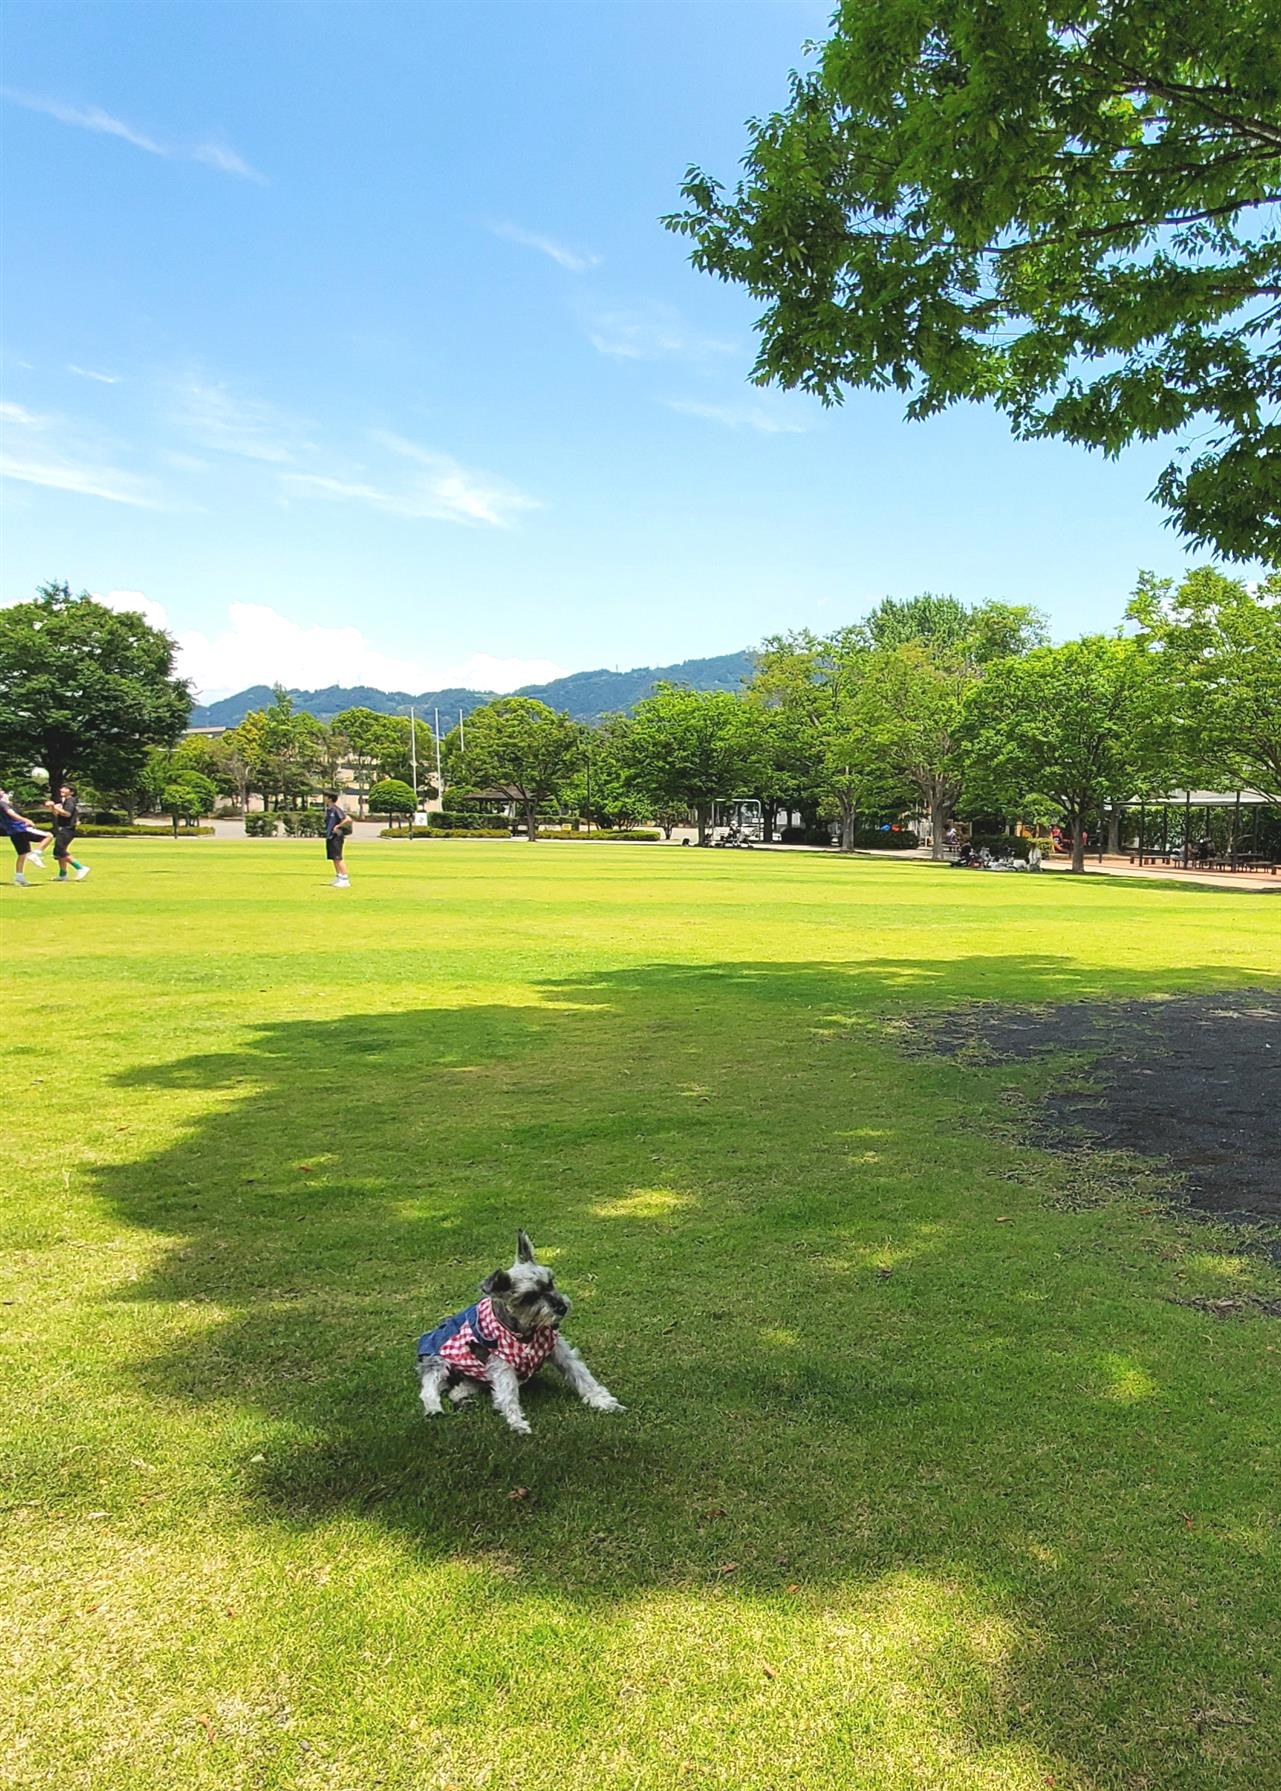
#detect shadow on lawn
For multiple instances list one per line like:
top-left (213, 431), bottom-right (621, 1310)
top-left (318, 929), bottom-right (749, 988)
top-left (93, 952), bottom-right (1280, 1780)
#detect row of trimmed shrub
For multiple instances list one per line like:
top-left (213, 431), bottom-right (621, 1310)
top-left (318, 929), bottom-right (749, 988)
top-left (377, 827), bottom-right (512, 839)
top-left (244, 811), bottom-right (327, 837)
top-left (539, 829), bottom-right (662, 842)
top-left (74, 823), bottom-right (216, 838)
top-left (968, 833), bottom-right (1051, 861)
top-left (428, 809), bottom-right (513, 831)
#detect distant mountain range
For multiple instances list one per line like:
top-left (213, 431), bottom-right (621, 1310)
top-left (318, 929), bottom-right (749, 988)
top-left (188, 650), bottom-right (756, 729)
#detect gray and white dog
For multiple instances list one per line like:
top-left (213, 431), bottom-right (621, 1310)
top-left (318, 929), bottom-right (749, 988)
top-left (416, 1230), bottom-right (623, 1435)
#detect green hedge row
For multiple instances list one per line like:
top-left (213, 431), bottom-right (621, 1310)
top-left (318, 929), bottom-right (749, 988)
top-left (540, 829), bottom-right (661, 842)
top-left (377, 827), bottom-right (512, 839)
top-left (75, 824), bottom-right (215, 838)
top-left (428, 810), bottom-right (513, 831)
top-left (244, 812), bottom-right (327, 837)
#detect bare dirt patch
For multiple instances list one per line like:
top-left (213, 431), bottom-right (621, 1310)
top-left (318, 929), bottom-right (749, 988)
top-left (908, 991), bottom-right (1281, 1235)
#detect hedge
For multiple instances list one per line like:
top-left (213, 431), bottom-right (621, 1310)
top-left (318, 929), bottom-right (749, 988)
top-left (540, 829), bottom-right (661, 842)
top-left (970, 834), bottom-right (1042, 861)
top-left (428, 810), bottom-right (513, 831)
top-left (855, 829), bottom-right (920, 850)
top-left (75, 824), bottom-right (215, 838)
top-left (378, 827), bottom-right (512, 839)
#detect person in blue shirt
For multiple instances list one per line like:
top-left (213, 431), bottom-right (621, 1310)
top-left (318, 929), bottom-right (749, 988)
top-left (0, 789), bottom-right (52, 886)
top-left (323, 790), bottom-right (352, 887)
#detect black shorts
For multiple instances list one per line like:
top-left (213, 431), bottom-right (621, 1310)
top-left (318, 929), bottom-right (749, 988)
top-left (54, 827), bottom-right (77, 856)
top-left (325, 834), bottom-right (346, 859)
top-left (9, 832), bottom-right (38, 857)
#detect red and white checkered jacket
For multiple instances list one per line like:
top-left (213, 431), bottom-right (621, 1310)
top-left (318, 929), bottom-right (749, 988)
top-left (418, 1295), bottom-right (558, 1384)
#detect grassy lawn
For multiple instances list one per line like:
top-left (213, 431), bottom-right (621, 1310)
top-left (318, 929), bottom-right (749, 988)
top-left (3, 841), bottom-right (1279, 1791)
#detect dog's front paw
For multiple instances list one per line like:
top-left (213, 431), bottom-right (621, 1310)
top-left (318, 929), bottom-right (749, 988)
top-left (507, 1419), bottom-right (533, 1436)
top-left (587, 1392), bottom-right (624, 1413)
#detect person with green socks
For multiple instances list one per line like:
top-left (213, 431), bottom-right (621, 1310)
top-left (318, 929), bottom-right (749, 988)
top-left (48, 784), bottom-right (90, 882)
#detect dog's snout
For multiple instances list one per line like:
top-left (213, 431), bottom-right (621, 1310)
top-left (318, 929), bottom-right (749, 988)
top-left (550, 1292), bottom-right (570, 1317)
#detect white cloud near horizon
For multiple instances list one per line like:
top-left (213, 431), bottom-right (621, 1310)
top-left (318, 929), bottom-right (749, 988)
top-left (284, 431), bottom-right (540, 528)
top-left (491, 221), bottom-right (601, 273)
top-left (664, 398), bottom-right (811, 436)
top-left (94, 591), bottom-right (571, 703)
top-left (2, 89), bottom-right (265, 181)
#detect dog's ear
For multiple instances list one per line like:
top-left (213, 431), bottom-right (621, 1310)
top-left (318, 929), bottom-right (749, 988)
top-left (481, 1268), bottom-right (512, 1296)
top-left (516, 1229), bottom-right (536, 1264)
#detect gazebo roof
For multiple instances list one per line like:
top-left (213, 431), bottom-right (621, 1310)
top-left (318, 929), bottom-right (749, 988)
top-left (1113, 789), bottom-right (1275, 807)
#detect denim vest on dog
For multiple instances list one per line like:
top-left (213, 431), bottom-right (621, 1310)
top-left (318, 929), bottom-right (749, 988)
top-left (417, 1295), bottom-right (558, 1384)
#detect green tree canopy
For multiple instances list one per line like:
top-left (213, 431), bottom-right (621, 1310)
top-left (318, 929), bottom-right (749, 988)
top-left (0, 582), bottom-right (192, 791)
top-left (368, 777), bottom-right (417, 827)
top-left (668, 2), bottom-right (1281, 561)
top-left (623, 684), bottom-right (765, 844)
top-left (444, 697), bottom-right (581, 840)
top-left (1129, 566), bottom-right (1281, 799)
top-left (332, 706), bottom-right (397, 814)
top-left (960, 636), bottom-right (1157, 871)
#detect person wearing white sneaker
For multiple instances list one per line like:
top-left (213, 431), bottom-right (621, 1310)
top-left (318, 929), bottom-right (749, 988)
top-left (322, 789), bottom-right (353, 886)
top-left (0, 789), bottom-right (53, 884)
top-left (47, 783), bottom-right (90, 883)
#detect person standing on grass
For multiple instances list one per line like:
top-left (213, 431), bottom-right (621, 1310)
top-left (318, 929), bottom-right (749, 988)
top-left (0, 789), bottom-right (52, 886)
top-left (323, 789), bottom-right (353, 887)
top-left (47, 784), bottom-right (90, 881)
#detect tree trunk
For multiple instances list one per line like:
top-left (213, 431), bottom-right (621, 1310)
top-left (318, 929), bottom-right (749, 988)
top-left (759, 797), bottom-right (775, 845)
top-left (1106, 810), bottom-right (1121, 855)
top-left (930, 794), bottom-right (948, 860)
top-left (171, 813), bottom-right (179, 839)
top-left (1070, 820), bottom-right (1086, 874)
top-left (838, 800), bottom-right (856, 853)
top-left (696, 801), bottom-right (711, 845)
top-left (526, 800), bottom-right (538, 840)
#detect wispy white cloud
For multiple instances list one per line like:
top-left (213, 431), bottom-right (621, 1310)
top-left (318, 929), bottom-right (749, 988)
top-left (1, 454), bottom-right (160, 508)
top-left (2, 91), bottom-right (165, 154)
top-left (664, 398), bottom-right (811, 435)
top-left (0, 400), bottom-right (160, 508)
top-left (492, 221), bottom-right (601, 273)
top-left (284, 432), bottom-right (541, 528)
top-left (192, 141), bottom-right (267, 184)
top-left (68, 364), bottom-right (121, 385)
top-left (172, 377), bottom-right (304, 464)
top-left (584, 301), bottom-right (736, 363)
top-left (2, 89), bottom-right (264, 180)
top-left (99, 593), bottom-right (570, 702)
top-left (0, 400), bottom-right (45, 426)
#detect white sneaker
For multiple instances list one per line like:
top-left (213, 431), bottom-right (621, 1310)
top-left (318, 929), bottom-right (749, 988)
top-left (28, 852), bottom-right (44, 868)
top-left (76, 866), bottom-right (91, 880)
top-left (14, 873), bottom-right (30, 886)
top-left (334, 876), bottom-right (350, 887)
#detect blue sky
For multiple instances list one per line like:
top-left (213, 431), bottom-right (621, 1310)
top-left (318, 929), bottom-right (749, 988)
top-left (2, 0), bottom-right (1207, 701)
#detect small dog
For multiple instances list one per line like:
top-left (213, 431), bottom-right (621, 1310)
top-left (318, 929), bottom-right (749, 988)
top-left (417, 1230), bottom-right (623, 1435)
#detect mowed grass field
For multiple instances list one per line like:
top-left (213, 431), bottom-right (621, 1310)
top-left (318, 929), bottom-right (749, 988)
top-left (3, 840), bottom-right (1280, 1791)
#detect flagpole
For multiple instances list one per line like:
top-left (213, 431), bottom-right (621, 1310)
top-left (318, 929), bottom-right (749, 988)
top-left (434, 707), bottom-right (443, 804)
top-left (409, 705), bottom-right (418, 840)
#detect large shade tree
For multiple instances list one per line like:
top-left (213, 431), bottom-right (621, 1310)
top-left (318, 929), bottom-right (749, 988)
top-left (0, 582), bottom-right (191, 792)
top-left (961, 636), bottom-right (1158, 871)
top-left (623, 684), bottom-right (765, 844)
top-left (669, 2), bottom-right (1281, 561)
top-left (444, 697), bottom-right (581, 840)
top-left (1129, 567), bottom-right (1281, 800)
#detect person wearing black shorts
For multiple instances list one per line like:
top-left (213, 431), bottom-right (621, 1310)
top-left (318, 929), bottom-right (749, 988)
top-left (0, 789), bottom-right (52, 886)
top-left (323, 789), bottom-right (352, 887)
top-left (48, 784), bottom-right (89, 882)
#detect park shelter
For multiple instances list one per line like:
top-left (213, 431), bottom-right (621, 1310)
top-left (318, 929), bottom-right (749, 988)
top-left (1104, 789), bottom-right (1279, 871)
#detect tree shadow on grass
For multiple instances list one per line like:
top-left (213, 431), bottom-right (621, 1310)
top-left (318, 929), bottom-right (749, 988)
top-left (89, 953), bottom-right (1281, 1782)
